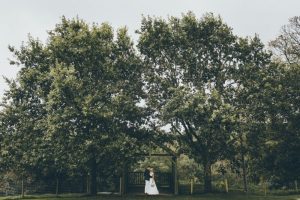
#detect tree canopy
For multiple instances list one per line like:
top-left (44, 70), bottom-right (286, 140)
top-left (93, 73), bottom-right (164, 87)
top-left (0, 13), bottom-right (299, 195)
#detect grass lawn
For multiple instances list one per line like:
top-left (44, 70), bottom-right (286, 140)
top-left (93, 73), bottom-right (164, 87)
top-left (0, 193), bottom-right (300, 200)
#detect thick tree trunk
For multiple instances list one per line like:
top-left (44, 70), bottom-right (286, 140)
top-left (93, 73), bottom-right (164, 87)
top-left (21, 175), bottom-right (25, 198)
top-left (240, 134), bottom-right (248, 193)
top-left (203, 161), bottom-right (212, 193)
top-left (241, 152), bottom-right (248, 193)
top-left (90, 155), bottom-right (97, 196)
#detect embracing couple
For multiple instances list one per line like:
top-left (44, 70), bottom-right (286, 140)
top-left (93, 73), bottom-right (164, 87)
top-left (144, 167), bottom-right (159, 195)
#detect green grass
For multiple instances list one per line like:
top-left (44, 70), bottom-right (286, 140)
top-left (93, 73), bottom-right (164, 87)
top-left (0, 193), bottom-right (299, 200)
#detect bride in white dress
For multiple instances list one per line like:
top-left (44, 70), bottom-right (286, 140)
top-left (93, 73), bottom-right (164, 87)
top-left (146, 168), bottom-right (159, 195)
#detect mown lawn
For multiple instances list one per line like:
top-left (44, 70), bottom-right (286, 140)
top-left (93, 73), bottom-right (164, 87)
top-left (0, 193), bottom-right (300, 200)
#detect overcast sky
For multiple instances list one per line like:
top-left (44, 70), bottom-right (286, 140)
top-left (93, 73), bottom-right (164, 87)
top-left (0, 0), bottom-right (299, 100)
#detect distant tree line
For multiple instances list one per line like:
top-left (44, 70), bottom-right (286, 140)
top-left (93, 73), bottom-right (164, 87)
top-left (0, 13), bottom-right (299, 195)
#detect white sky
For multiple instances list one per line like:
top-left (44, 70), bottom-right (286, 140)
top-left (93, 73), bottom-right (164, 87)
top-left (0, 0), bottom-right (299, 100)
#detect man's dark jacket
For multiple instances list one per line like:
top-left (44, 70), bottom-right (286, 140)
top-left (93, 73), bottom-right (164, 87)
top-left (144, 169), bottom-right (152, 181)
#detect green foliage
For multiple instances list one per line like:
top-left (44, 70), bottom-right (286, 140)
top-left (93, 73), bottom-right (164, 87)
top-left (137, 12), bottom-right (270, 192)
top-left (0, 13), bottom-right (299, 195)
top-left (177, 154), bottom-right (202, 181)
top-left (256, 63), bottom-right (300, 184)
top-left (269, 16), bottom-right (300, 64)
top-left (236, 16), bottom-right (300, 187)
top-left (0, 16), bottom-right (146, 195)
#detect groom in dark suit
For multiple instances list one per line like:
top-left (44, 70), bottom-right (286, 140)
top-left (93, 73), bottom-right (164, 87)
top-left (144, 167), bottom-right (152, 194)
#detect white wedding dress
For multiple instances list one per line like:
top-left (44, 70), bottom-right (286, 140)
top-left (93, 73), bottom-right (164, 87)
top-left (145, 171), bottom-right (159, 195)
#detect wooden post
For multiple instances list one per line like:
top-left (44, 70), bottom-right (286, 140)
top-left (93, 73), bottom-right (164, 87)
top-left (264, 180), bottom-right (267, 196)
top-left (86, 174), bottom-right (90, 194)
top-left (260, 177), bottom-right (265, 196)
top-left (295, 180), bottom-right (298, 192)
top-left (224, 178), bottom-right (228, 193)
top-left (190, 178), bottom-right (193, 195)
top-left (119, 177), bottom-right (123, 195)
top-left (56, 177), bottom-right (59, 196)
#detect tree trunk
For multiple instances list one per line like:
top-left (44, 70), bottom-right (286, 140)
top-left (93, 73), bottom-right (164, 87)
top-left (203, 161), bottom-right (212, 193)
top-left (240, 134), bottom-right (248, 193)
top-left (121, 163), bottom-right (126, 195)
top-left (90, 155), bottom-right (97, 196)
top-left (21, 175), bottom-right (25, 198)
top-left (172, 156), bottom-right (178, 195)
top-left (241, 152), bottom-right (248, 193)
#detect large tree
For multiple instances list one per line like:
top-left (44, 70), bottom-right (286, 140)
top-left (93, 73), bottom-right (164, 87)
top-left (1, 17), bottom-right (146, 195)
top-left (255, 16), bottom-right (300, 184)
top-left (238, 16), bottom-right (300, 187)
top-left (269, 16), bottom-right (300, 64)
top-left (261, 16), bottom-right (300, 184)
top-left (137, 12), bottom-right (270, 192)
top-left (227, 35), bottom-right (272, 192)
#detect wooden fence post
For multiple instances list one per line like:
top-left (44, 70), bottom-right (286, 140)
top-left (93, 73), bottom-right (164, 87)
top-left (190, 178), bottom-right (194, 195)
top-left (264, 180), bottom-right (267, 196)
top-left (295, 180), bottom-right (298, 192)
top-left (224, 178), bottom-right (228, 193)
top-left (119, 177), bottom-right (123, 195)
top-left (86, 174), bottom-right (90, 194)
top-left (56, 178), bottom-right (59, 196)
top-left (260, 177), bottom-right (267, 196)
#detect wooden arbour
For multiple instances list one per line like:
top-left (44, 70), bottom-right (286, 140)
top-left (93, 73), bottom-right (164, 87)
top-left (120, 153), bottom-right (178, 195)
